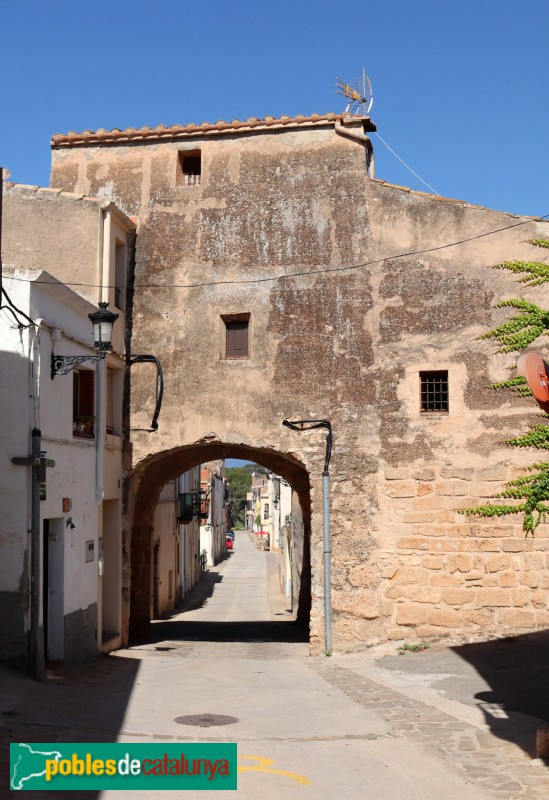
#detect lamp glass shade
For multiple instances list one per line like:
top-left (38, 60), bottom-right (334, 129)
top-left (88, 302), bottom-right (119, 352)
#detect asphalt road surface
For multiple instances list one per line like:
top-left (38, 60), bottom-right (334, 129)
top-left (2, 530), bottom-right (547, 799)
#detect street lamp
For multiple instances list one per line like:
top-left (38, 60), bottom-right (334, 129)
top-left (282, 417), bottom-right (333, 655)
top-left (51, 302), bottom-right (119, 379)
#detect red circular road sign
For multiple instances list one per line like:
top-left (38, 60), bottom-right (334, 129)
top-left (517, 351), bottom-right (549, 413)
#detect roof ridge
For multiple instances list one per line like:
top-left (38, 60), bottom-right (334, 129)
top-left (51, 112), bottom-right (376, 147)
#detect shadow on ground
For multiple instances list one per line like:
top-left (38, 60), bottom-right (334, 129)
top-left (452, 629), bottom-right (549, 757)
top-left (379, 629), bottom-right (549, 760)
top-left (0, 654), bottom-right (140, 799)
top-left (167, 568), bottom-right (224, 612)
top-left (146, 558), bottom-right (308, 645)
top-left (149, 618), bottom-right (309, 644)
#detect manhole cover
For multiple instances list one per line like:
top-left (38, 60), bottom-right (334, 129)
top-left (174, 713), bottom-right (238, 728)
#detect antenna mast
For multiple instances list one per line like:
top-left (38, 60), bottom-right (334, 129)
top-left (336, 67), bottom-right (374, 116)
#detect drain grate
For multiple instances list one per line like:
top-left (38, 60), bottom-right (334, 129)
top-left (174, 713), bottom-right (238, 727)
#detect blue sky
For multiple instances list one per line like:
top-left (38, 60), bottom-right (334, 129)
top-left (0, 1), bottom-right (547, 217)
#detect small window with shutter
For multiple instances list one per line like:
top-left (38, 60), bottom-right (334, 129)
top-left (222, 313), bottom-right (250, 359)
top-left (73, 369), bottom-right (95, 438)
top-left (106, 367), bottom-right (114, 434)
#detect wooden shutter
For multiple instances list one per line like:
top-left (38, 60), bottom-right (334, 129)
top-left (226, 321), bottom-right (249, 358)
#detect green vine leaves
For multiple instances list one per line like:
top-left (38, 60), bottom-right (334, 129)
top-left (462, 238), bottom-right (549, 535)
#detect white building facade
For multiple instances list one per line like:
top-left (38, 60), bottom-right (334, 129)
top-left (1, 185), bottom-right (134, 673)
top-left (199, 462), bottom-right (228, 566)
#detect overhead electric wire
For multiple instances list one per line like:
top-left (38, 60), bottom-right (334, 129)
top-left (2, 212), bottom-right (548, 295)
top-left (1, 286), bottom-right (35, 327)
top-left (0, 304), bottom-right (25, 327)
top-left (374, 132), bottom-right (441, 196)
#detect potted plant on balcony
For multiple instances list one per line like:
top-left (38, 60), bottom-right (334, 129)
top-left (73, 414), bottom-right (96, 437)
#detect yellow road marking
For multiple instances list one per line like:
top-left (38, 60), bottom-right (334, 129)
top-left (238, 755), bottom-right (311, 785)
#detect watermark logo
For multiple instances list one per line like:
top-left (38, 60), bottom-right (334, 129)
top-left (10, 742), bottom-right (237, 791)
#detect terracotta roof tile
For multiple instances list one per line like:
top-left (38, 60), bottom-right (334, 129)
top-left (51, 112), bottom-right (376, 147)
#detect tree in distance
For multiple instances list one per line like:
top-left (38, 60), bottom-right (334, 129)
top-left (225, 467), bottom-right (252, 528)
top-left (225, 463), bottom-right (270, 527)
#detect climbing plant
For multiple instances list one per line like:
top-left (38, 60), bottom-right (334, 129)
top-left (463, 239), bottom-right (549, 535)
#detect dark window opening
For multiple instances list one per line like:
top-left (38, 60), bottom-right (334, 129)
top-left (223, 313), bottom-right (250, 359)
top-left (420, 370), bottom-right (449, 413)
top-left (106, 367), bottom-right (115, 435)
top-left (177, 150), bottom-right (201, 187)
top-left (114, 239), bottom-right (126, 311)
top-left (73, 369), bottom-right (95, 437)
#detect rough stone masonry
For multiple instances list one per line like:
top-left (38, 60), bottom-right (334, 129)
top-left (49, 113), bottom-right (549, 652)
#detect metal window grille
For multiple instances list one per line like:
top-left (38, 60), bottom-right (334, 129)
top-left (420, 371), bottom-right (449, 412)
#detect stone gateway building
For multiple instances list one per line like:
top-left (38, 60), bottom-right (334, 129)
top-left (47, 112), bottom-right (549, 653)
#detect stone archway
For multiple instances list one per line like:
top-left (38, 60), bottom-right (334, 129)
top-left (122, 441), bottom-right (311, 645)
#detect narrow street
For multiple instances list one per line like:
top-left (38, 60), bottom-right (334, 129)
top-left (2, 531), bottom-right (549, 799)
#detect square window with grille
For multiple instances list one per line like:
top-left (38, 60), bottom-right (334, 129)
top-left (420, 370), bottom-right (449, 412)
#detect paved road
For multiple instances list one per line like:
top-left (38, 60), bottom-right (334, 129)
top-left (2, 530), bottom-right (549, 799)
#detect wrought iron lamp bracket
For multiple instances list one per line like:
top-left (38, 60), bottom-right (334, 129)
top-left (51, 352), bottom-right (105, 380)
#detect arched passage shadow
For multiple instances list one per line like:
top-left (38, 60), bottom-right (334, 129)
top-left (124, 442), bottom-right (311, 646)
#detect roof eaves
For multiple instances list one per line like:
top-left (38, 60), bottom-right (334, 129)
top-left (51, 113), bottom-right (376, 148)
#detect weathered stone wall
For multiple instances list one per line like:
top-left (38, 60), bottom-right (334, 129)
top-left (365, 462), bottom-right (549, 644)
top-left (50, 119), bottom-right (549, 651)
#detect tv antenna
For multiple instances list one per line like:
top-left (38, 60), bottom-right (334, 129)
top-left (336, 68), bottom-right (373, 116)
